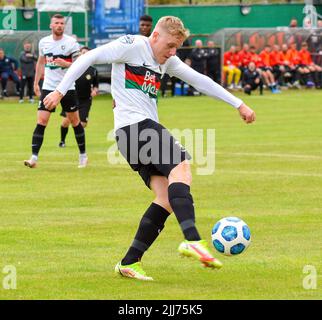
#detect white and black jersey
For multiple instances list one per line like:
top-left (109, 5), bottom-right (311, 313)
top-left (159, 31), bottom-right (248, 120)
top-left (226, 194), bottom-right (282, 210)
top-left (56, 35), bottom-right (243, 130)
top-left (39, 34), bottom-right (80, 91)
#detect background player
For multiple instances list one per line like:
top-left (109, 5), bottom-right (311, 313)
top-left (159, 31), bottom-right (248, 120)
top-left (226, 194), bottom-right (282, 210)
top-left (24, 14), bottom-right (88, 169)
top-left (59, 46), bottom-right (99, 148)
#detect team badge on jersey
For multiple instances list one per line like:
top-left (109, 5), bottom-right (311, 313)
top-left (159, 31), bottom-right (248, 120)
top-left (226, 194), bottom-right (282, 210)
top-left (120, 35), bottom-right (135, 45)
top-left (61, 45), bottom-right (65, 50)
top-left (86, 74), bottom-right (91, 80)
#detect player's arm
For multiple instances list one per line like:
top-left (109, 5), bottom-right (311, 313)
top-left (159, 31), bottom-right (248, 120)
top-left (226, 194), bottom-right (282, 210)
top-left (33, 55), bottom-right (46, 97)
top-left (167, 56), bottom-right (255, 123)
top-left (44, 40), bottom-right (129, 109)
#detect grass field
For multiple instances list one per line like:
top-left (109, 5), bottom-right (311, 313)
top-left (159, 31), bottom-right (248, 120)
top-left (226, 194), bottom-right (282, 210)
top-left (0, 90), bottom-right (321, 300)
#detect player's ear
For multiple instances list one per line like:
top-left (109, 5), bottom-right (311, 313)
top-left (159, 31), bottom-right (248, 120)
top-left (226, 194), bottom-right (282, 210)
top-left (151, 31), bottom-right (159, 43)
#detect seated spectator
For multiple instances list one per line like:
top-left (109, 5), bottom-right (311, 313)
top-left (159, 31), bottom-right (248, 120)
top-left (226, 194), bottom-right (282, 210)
top-left (299, 42), bottom-right (322, 88)
top-left (242, 61), bottom-right (263, 95)
top-left (0, 48), bottom-right (20, 97)
top-left (280, 43), bottom-right (297, 87)
top-left (259, 46), bottom-right (280, 93)
top-left (288, 42), bottom-right (312, 87)
top-left (223, 45), bottom-right (241, 89)
top-left (270, 44), bottom-right (286, 86)
top-left (238, 43), bottom-right (252, 74)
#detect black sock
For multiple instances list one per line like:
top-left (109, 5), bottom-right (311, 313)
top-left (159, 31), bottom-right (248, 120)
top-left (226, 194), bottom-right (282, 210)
top-left (73, 122), bottom-right (86, 154)
top-left (32, 124), bottom-right (46, 156)
top-left (168, 182), bottom-right (201, 241)
top-left (60, 126), bottom-right (69, 143)
top-left (121, 203), bottom-right (170, 265)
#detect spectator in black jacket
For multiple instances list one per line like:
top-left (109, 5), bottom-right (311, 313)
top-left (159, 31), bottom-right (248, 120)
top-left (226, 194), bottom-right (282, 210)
top-left (190, 39), bottom-right (206, 74)
top-left (19, 41), bottom-right (37, 103)
top-left (242, 61), bottom-right (263, 95)
top-left (0, 48), bottom-right (20, 97)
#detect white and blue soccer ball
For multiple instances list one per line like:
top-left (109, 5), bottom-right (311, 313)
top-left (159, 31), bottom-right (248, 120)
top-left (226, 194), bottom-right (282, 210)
top-left (211, 217), bottom-right (251, 256)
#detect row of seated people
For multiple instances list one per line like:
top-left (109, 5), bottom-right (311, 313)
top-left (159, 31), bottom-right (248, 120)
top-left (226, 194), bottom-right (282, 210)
top-left (223, 42), bottom-right (322, 94)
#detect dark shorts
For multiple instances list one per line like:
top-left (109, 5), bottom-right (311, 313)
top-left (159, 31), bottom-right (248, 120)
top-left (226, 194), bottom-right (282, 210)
top-left (38, 89), bottom-right (78, 113)
top-left (61, 98), bottom-right (92, 123)
top-left (260, 67), bottom-right (273, 72)
top-left (115, 119), bottom-right (191, 188)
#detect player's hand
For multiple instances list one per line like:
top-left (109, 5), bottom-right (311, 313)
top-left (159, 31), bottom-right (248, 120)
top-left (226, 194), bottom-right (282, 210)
top-left (91, 87), bottom-right (99, 97)
top-left (53, 58), bottom-right (70, 68)
top-left (238, 103), bottom-right (256, 124)
top-left (43, 90), bottom-right (63, 110)
top-left (34, 84), bottom-right (41, 97)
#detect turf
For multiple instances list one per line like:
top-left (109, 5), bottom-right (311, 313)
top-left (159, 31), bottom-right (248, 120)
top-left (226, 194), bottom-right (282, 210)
top-left (0, 89), bottom-right (321, 300)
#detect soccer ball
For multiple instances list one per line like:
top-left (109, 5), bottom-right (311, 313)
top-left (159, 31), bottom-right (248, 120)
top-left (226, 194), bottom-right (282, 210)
top-left (211, 217), bottom-right (251, 256)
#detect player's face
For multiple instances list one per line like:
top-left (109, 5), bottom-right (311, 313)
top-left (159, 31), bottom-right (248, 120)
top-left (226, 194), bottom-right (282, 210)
top-left (0, 50), bottom-right (4, 59)
top-left (139, 21), bottom-right (152, 37)
top-left (151, 31), bottom-right (184, 64)
top-left (50, 18), bottom-right (65, 36)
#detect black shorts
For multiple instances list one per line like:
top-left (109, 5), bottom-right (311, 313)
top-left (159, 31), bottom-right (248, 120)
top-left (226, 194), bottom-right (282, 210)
top-left (260, 67), bottom-right (273, 72)
top-left (38, 90), bottom-right (78, 113)
top-left (61, 98), bottom-right (92, 123)
top-left (115, 119), bottom-right (191, 188)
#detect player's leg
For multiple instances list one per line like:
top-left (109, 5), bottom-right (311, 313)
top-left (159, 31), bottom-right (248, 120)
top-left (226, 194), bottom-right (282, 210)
top-left (24, 110), bottom-right (51, 168)
top-left (1, 72), bottom-right (9, 96)
top-left (233, 67), bottom-right (241, 88)
top-left (24, 90), bottom-right (53, 168)
top-left (59, 110), bottom-right (70, 147)
top-left (78, 99), bottom-right (92, 128)
top-left (19, 76), bottom-right (26, 102)
top-left (168, 160), bottom-right (222, 268)
top-left (116, 176), bottom-right (171, 280)
top-left (62, 90), bottom-right (87, 168)
top-left (27, 76), bottom-right (34, 102)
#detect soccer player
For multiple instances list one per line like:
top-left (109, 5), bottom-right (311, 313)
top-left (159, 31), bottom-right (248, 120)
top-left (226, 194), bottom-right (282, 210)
top-left (24, 14), bottom-right (88, 169)
top-left (43, 16), bottom-right (256, 281)
top-left (59, 46), bottom-right (99, 148)
top-left (139, 15), bottom-right (153, 37)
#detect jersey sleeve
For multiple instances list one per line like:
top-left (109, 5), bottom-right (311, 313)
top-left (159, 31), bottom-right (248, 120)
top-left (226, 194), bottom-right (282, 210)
top-left (166, 56), bottom-right (243, 109)
top-left (38, 39), bottom-right (45, 57)
top-left (56, 36), bottom-right (135, 95)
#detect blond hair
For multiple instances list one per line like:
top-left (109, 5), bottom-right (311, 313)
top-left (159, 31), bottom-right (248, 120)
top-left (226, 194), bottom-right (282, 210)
top-left (155, 16), bottom-right (190, 39)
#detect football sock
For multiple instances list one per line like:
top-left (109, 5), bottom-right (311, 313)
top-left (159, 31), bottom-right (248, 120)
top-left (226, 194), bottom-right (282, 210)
top-left (31, 124), bottom-right (46, 156)
top-left (121, 203), bottom-right (170, 265)
top-left (168, 182), bottom-right (201, 241)
top-left (73, 122), bottom-right (86, 154)
top-left (60, 126), bottom-right (69, 143)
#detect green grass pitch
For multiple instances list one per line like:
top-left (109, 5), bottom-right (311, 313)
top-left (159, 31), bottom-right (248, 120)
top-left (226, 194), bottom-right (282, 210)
top-left (0, 90), bottom-right (321, 299)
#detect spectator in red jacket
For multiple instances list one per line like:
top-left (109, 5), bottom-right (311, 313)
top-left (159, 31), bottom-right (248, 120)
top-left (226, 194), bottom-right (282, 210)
top-left (259, 46), bottom-right (279, 93)
top-left (299, 42), bottom-right (321, 88)
top-left (238, 43), bottom-right (252, 72)
top-left (223, 45), bottom-right (241, 89)
top-left (270, 44), bottom-right (285, 85)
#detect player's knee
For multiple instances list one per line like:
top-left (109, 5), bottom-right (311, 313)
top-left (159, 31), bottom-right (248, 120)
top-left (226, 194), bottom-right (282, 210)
top-left (154, 196), bottom-right (172, 214)
top-left (67, 113), bottom-right (80, 126)
top-left (168, 161), bottom-right (192, 185)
